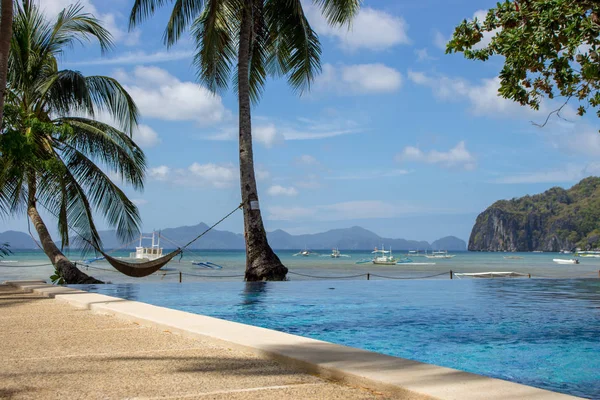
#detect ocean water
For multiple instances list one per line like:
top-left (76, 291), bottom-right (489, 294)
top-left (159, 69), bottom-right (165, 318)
top-left (75, 279), bottom-right (600, 399)
top-left (1, 249), bottom-right (599, 283)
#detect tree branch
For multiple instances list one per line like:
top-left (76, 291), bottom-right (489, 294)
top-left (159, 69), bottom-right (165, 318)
top-left (531, 96), bottom-right (572, 127)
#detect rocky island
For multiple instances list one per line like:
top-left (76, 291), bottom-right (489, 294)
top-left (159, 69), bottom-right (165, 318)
top-left (469, 177), bottom-right (600, 252)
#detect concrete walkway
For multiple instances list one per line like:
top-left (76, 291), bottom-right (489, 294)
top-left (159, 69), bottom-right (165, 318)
top-left (0, 284), bottom-right (389, 400)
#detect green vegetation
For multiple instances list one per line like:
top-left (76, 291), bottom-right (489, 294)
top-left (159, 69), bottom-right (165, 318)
top-left (0, 242), bottom-right (10, 258)
top-left (484, 177), bottom-right (600, 250)
top-left (0, 1), bottom-right (145, 284)
top-left (447, 0), bottom-right (600, 123)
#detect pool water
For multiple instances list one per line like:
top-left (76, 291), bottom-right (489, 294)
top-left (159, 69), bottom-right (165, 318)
top-left (75, 279), bottom-right (600, 399)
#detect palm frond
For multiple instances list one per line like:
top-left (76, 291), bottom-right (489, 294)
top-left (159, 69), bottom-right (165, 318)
top-left (130, 0), bottom-right (172, 28)
top-left (265, 0), bottom-right (322, 94)
top-left (84, 76), bottom-right (139, 135)
top-left (41, 69), bottom-right (94, 117)
top-left (312, 0), bottom-right (361, 25)
top-left (165, 0), bottom-right (206, 46)
top-left (49, 2), bottom-right (114, 56)
top-left (60, 145), bottom-right (142, 247)
top-left (56, 117), bottom-right (146, 190)
top-left (191, 0), bottom-right (236, 93)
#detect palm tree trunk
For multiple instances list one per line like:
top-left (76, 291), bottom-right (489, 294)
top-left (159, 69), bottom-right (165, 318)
top-left (27, 180), bottom-right (102, 284)
top-left (0, 0), bottom-right (14, 127)
top-left (239, 0), bottom-right (287, 281)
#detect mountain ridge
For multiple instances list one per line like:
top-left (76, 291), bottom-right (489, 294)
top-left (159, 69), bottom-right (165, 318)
top-left (1, 225), bottom-right (466, 251)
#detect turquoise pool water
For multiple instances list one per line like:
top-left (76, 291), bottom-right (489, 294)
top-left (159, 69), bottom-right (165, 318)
top-left (75, 279), bottom-right (600, 399)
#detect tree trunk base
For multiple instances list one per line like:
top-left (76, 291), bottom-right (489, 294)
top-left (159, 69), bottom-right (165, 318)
top-left (245, 250), bottom-right (288, 281)
top-left (56, 259), bottom-right (103, 284)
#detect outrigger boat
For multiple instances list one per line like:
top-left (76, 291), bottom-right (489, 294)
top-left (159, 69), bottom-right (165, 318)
top-left (328, 248), bottom-right (350, 258)
top-left (553, 258), bottom-right (579, 265)
top-left (425, 250), bottom-right (456, 259)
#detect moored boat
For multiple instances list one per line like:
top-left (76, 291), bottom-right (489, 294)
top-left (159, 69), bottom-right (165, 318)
top-left (553, 258), bottom-right (580, 265)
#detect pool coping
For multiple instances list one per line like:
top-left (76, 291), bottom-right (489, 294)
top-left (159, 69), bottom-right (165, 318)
top-left (5, 280), bottom-right (581, 400)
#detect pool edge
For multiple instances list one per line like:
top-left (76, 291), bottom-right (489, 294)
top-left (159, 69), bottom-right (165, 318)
top-left (5, 280), bottom-right (581, 400)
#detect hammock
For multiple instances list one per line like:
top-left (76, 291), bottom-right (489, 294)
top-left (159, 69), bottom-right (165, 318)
top-left (99, 249), bottom-right (182, 278)
top-left (74, 203), bottom-right (243, 278)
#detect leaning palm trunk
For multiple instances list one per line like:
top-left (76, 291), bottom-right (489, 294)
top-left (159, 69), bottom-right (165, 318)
top-left (239, 1), bottom-right (287, 281)
top-left (0, 0), bottom-right (13, 125)
top-left (27, 182), bottom-right (102, 284)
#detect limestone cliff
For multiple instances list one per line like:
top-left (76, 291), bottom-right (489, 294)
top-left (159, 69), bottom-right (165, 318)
top-left (469, 177), bottom-right (600, 251)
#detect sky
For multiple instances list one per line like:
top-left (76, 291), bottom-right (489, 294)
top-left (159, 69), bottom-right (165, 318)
top-left (2, 0), bottom-right (600, 243)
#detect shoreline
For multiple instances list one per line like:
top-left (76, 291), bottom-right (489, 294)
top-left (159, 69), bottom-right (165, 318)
top-left (5, 280), bottom-right (580, 400)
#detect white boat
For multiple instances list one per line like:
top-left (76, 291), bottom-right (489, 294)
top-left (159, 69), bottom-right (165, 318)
top-left (560, 250), bottom-right (572, 254)
top-left (406, 250), bottom-right (425, 257)
top-left (293, 247), bottom-right (316, 257)
top-left (425, 250), bottom-right (456, 259)
top-left (129, 231), bottom-right (163, 261)
top-left (372, 246), bottom-right (400, 265)
top-left (553, 258), bottom-right (579, 265)
top-left (329, 248), bottom-right (350, 258)
top-left (574, 251), bottom-right (600, 258)
top-left (454, 271), bottom-right (530, 279)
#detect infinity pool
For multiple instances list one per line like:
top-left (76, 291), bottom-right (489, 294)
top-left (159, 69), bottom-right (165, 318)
top-left (75, 279), bottom-right (600, 399)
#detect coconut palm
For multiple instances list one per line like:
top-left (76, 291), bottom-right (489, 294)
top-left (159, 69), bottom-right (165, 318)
top-left (130, 0), bottom-right (360, 281)
top-left (0, 0), bottom-right (14, 125)
top-left (0, 0), bottom-right (145, 284)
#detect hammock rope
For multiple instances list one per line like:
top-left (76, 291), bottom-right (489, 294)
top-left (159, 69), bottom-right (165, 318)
top-left (36, 200), bottom-right (243, 278)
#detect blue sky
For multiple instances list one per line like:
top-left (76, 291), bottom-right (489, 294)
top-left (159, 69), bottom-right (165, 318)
top-left (3, 0), bottom-right (600, 242)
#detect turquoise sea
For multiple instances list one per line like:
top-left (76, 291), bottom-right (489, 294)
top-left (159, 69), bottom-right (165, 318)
top-left (1, 249), bottom-right (599, 283)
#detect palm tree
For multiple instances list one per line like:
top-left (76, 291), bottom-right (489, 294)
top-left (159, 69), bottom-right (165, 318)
top-left (0, 0), bottom-right (14, 125)
top-left (0, 0), bottom-right (145, 284)
top-left (130, 0), bottom-right (360, 281)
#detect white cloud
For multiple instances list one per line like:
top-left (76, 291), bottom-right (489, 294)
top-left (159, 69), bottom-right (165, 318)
top-left (207, 116), bottom-right (361, 144)
top-left (415, 48), bottom-right (436, 62)
top-left (305, 5), bottom-right (410, 51)
top-left (407, 70), bottom-right (559, 118)
top-left (267, 200), bottom-right (434, 221)
top-left (120, 66), bottom-right (229, 125)
top-left (295, 155), bottom-right (320, 166)
top-left (40, 0), bottom-right (134, 46)
top-left (149, 166), bottom-right (170, 181)
top-left (267, 185), bottom-right (299, 197)
top-left (132, 125), bottom-right (160, 148)
top-left (147, 162), bottom-right (270, 188)
top-left (327, 169), bottom-right (410, 180)
top-left (316, 63), bottom-right (402, 94)
top-left (494, 163), bottom-right (600, 184)
top-left (187, 163), bottom-right (237, 188)
top-left (396, 141), bottom-right (476, 170)
top-left (433, 31), bottom-right (449, 50)
top-left (67, 50), bottom-right (194, 66)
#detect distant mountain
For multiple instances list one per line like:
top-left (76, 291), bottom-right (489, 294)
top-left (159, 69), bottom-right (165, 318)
top-left (470, 177), bottom-right (600, 251)
top-left (431, 236), bottom-right (467, 251)
top-left (2, 225), bottom-right (466, 251)
top-left (0, 230), bottom-right (38, 249)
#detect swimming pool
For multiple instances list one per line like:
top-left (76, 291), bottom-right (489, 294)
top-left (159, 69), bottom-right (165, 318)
top-left (75, 279), bottom-right (600, 399)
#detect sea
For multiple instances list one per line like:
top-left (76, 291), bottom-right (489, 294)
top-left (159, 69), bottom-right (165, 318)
top-left (1, 249), bottom-right (599, 283)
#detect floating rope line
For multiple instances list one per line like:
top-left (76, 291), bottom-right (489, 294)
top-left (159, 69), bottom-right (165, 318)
top-left (368, 271), bottom-right (450, 280)
top-left (288, 271), bottom-right (368, 279)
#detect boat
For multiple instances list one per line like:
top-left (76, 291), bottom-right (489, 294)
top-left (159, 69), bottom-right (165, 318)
top-left (560, 250), bottom-right (572, 254)
top-left (293, 247), bottom-right (317, 256)
top-left (405, 250), bottom-right (425, 257)
top-left (329, 248), bottom-right (350, 258)
top-left (371, 246), bottom-right (397, 265)
top-left (453, 271), bottom-right (530, 279)
top-left (130, 231), bottom-right (164, 261)
top-left (553, 258), bottom-right (580, 265)
top-left (574, 251), bottom-right (600, 258)
top-left (425, 250), bottom-right (456, 259)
